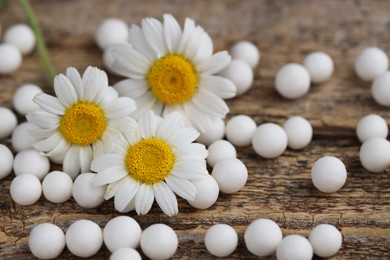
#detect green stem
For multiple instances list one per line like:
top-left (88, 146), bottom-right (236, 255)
top-left (18, 0), bottom-right (56, 82)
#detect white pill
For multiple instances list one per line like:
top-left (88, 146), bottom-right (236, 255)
top-left (104, 216), bottom-right (142, 252)
top-left (275, 63), bottom-right (310, 99)
top-left (196, 118), bottom-right (225, 146)
top-left (13, 149), bottom-right (50, 180)
top-left (230, 41), bottom-right (260, 69)
top-left (140, 224), bottom-right (178, 260)
top-left (283, 116), bottom-right (313, 150)
top-left (29, 223), bottom-right (65, 259)
top-left (13, 84), bottom-right (43, 115)
top-left (11, 122), bottom-right (40, 152)
top-left (110, 247), bottom-right (141, 260)
top-left (371, 71), bottom-right (390, 106)
top-left (42, 171), bottom-right (73, 203)
top-left (252, 123), bottom-right (288, 158)
top-left (225, 115), bottom-right (257, 147)
top-left (354, 47), bottom-right (389, 81)
top-left (360, 137), bottom-right (390, 172)
top-left (10, 174), bottom-right (42, 205)
top-left (303, 52), bottom-right (334, 84)
top-left (0, 43), bottom-right (22, 74)
top-left (72, 172), bottom-right (106, 208)
top-left (245, 218), bottom-right (283, 257)
top-left (309, 224), bottom-right (342, 258)
top-left (276, 235), bottom-right (313, 260)
top-left (218, 59), bottom-right (254, 96)
top-left (187, 174), bottom-right (219, 209)
top-left (205, 224), bottom-right (238, 257)
top-left (4, 24), bottom-right (36, 55)
top-left (207, 140), bottom-right (237, 167)
top-left (311, 156), bottom-right (347, 193)
top-left (95, 18), bottom-right (129, 50)
top-left (66, 219), bottom-right (103, 258)
top-left (356, 114), bottom-right (388, 143)
top-left (211, 158), bottom-right (248, 194)
top-left (0, 144), bottom-right (13, 180)
top-left (0, 107), bottom-right (18, 139)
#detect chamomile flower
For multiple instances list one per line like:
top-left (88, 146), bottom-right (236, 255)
top-left (27, 66), bottom-right (136, 179)
top-left (91, 111), bottom-right (209, 216)
top-left (112, 14), bottom-right (236, 133)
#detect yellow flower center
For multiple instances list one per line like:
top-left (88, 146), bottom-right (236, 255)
top-left (147, 54), bottom-right (198, 105)
top-left (59, 101), bottom-right (107, 146)
top-left (125, 138), bottom-right (175, 184)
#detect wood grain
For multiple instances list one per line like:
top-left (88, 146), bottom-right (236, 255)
top-left (1, 0), bottom-right (389, 259)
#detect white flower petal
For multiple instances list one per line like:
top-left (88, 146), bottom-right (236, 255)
top-left (54, 74), bottom-right (78, 106)
top-left (112, 44), bottom-right (150, 77)
top-left (138, 111), bottom-right (160, 138)
top-left (45, 139), bottom-right (70, 157)
top-left (114, 178), bottom-right (140, 212)
top-left (166, 175), bottom-right (197, 201)
top-left (142, 17), bottom-right (166, 57)
top-left (93, 166), bottom-right (128, 186)
top-left (172, 160), bottom-right (208, 178)
top-left (130, 92), bottom-right (158, 119)
top-left (129, 24), bottom-right (157, 61)
top-left (91, 154), bottom-right (124, 172)
top-left (171, 169), bottom-right (208, 180)
top-left (175, 143), bottom-right (208, 160)
top-left (26, 110), bottom-right (60, 129)
top-left (63, 146), bottom-right (81, 179)
top-left (82, 66), bottom-right (108, 102)
top-left (135, 184), bottom-right (154, 215)
top-left (153, 182), bottom-right (178, 216)
top-left (114, 79), bottom-right (149, 98)
top-left (28, 127), bottom-right (58, 139)
top-left (192, 88), bottom-right (230, 118)
top-left (157, 111), bottom-right (186, 140)
top-left (105, 181), bottom-right (122, 200)
top-left (104, 97), bottom-right (136, 119)
top-left (197, 51), bottom-right (231, 75)
top-left (193, 32), bottom-right (213, 62)
top-left (185, 26), bottom-right (205, 60)
top-left (32, 132), bottom-right (63, 153)
top-left (122, 197), bottom-right (136, 213)
top-left (79, 145), bottom-right (93, 173)
top-left (178, 18), bottom-right (195, 55)
top-left (66, 67), bottom-right (84, 99)
top-left (166, 127), bottom-right (199, 147)
top-left (34, 93), bottom-right (65, 115)
top-left (92, 139), bottom-right (104, 158)
top-left (182, 101), bottom-right (212, 133)
top-left (110, 117), bottom-right (138, 137)
top-left (163, 14), bottom-right (182, 52)
top-left (199, 75), bottom-right (236, 99)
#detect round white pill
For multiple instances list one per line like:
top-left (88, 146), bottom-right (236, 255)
top-left (230, 41), bottom-right (260, 69)
top-left (0, 144), bottom-right (13, 180)
top-left (276, 235), bottom-right (313, 260)
top-left (110, 247), bottom-right (141, 260)
top-left (11, 122), bottom-right (40, 152)
top-left (72, 172), bottom-right (106, 208)
top-left (196, 118), bottom-right (225, 146)
top-left (4, 24), bottom-right (36, 55)
top-left (10, 174), bottom-right (42, 205)
top-left (13, 149), bottom-right (50, 180)
top-left (205, 224), bottom-right (238, 257)
top-left (95, 18), bottom-right (129, 50)
top-left (283, 116), bottom-right (313, 150)
top-left (66, 219), bottom-right (103, 258)
top-left (140, 224), bottom-right (178, 260)
top-left (252, 123), bottom-right (288, 158)
top-left (371, 71), bottom-right (390, 106)
top-left (207, 140), bottom-right (237, 167)
top-left (42, 171), bottom-right (73, 203)
top-left (309, 224), bottom-right (342, 258)
top-left (13, 84), bottom-right (43, 115)
top-left (311, 156), bottom-right (347, 193)
top-left (360, 137), bottom-right (390, 172)
top-left (303, 51), bottom-right (334, 84)
top-left (356, 114), bottom-right (388, 143)
top-left (218, 59), bottom-right (254, 96)
top-left (29, 223), bottom-right (65, 259)
top-left (211, 158), bottom-right (248, 194)
top-left (104, 216), bottom-right (142, 252)
top-left (244, 218), bottom-right (282, 257)
top-left (0, 107), bottom-right (18, 139)
top-left (275, 63), bottom-right (311, 99)
top-left (226, 115), bottom-right (257, 147)
top-left (0, 43), bottom-right (22, 74)
top-left (187, 174), bottom-right (219, 209)
top-left (354, 47), bottom-right (389, 81)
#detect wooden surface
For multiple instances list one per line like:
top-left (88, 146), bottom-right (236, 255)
top-left (1, 0), bottom-right (390, 259)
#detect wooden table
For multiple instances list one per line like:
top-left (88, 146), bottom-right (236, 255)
top-left (1, 0), bottom-right (389, 259)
